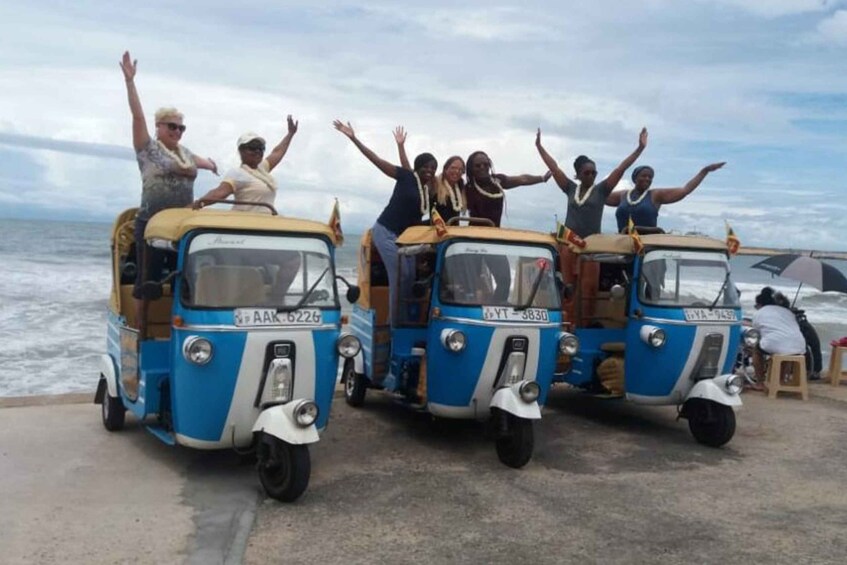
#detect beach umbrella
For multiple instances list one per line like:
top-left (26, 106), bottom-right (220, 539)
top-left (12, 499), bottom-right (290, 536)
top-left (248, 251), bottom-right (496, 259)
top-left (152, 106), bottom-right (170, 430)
top-left (750, 254), bottom-right (847, 301)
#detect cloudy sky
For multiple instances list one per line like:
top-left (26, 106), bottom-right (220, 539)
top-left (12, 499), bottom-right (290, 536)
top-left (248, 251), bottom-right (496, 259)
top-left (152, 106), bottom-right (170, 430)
top-left (1, 0), bottom-right (845, 249)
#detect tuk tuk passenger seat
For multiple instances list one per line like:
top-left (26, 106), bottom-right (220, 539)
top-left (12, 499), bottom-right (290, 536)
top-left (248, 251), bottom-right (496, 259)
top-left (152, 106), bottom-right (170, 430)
top-left (194, 265), bottom-right (267, 307)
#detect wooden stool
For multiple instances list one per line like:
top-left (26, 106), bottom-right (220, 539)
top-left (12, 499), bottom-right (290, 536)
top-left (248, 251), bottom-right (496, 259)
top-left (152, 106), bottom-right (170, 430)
top-left (829, 346), bottom-right (847, 387)
top-left (766, 354), bottom-right (808, 400)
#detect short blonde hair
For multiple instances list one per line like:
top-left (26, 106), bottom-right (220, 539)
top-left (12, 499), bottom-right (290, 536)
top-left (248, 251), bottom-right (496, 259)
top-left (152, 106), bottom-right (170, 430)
top-left (154, 106), bottom-right (184, 123)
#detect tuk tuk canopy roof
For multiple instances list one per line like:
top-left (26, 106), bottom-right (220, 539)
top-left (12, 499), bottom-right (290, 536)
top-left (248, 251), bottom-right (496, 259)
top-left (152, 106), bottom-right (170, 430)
top-left (143, 208), bottom-right (338, 244)
top-left (577, 233), bottom-right (730, 255)
top-left (396, 225), bottom-right (558, 247)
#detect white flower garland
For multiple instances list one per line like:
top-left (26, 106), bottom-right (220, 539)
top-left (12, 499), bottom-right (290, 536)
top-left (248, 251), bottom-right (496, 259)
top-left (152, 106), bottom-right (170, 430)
top-left (626, 188), bottom-right (650, 206)
top-left (156, 140), bottom-right (193, 170)
top-left (471, 176), bottom-right (504, 200)
top-left (573, 183), bottom-right (595, 207)
top-left (439, 175), bottom-right (465, 212)
top-left (240, 162), bottom-right (277, 191)
top-left (414, 172), bottom-right (430, 215)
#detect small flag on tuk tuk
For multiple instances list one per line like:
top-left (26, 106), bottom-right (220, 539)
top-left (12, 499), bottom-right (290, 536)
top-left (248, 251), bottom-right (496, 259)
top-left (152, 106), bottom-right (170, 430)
top-left (725, 221), bottom-right (740, 255)
top-left (431, 206), bottom-right (448, 237)
top-left (555, 221), bottom-right (586, 249)
top-left (328, 198), bottom-right (344, 244)
top-left (627, 217), bottom-right (644, 254)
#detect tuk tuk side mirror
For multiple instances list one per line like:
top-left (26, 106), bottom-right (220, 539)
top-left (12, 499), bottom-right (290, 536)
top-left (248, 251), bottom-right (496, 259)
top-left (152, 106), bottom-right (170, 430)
top-left (121, 261), bottom-right (137, 281)
top-left (610, 284), bottom-right (626, 300)
top-left (345, 285), bottom-right (361, 304)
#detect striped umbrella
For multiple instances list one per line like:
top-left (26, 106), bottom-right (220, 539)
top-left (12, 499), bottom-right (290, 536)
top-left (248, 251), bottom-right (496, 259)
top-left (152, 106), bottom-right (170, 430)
top-left (750, 254), bottom-right (847, 294)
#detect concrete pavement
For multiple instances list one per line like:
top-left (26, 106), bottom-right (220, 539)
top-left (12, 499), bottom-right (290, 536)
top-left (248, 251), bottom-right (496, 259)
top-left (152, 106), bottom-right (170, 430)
top-left (3, 380), bottom-right (847, 564)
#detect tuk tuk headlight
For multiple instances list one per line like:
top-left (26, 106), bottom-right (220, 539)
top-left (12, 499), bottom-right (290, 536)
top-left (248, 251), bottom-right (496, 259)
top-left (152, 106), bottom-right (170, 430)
top-left (293, 400), bottom-right (319, 427)
top-left (558, 332), bottom-right (579, 356)
top-left (518, 380), bottom-right (541, 403)
top-left (725, 374), bottom-right (744, 395)
top-left (640, 325), bottom-right (666, 348)
top-left (182, 336), bottom-right (213, 365)
top-left (743, 328), bottom-right (760, 348)
top-left (441, 329), bottom-right (466, 353)
top-left (337, 333), bottom-right (361, 358)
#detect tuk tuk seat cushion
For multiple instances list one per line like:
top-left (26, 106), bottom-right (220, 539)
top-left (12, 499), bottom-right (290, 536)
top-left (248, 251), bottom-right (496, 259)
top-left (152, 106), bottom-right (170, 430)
top-left (194, 265), bottom-right (266, 307)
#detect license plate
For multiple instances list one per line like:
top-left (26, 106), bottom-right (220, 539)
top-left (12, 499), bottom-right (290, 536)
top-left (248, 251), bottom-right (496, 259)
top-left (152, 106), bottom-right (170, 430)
top-left (683, 308), bottom-right (737, 322)
top-left (234, 308), bottom-right (322, 327)
top-left (482, 306), bottom-right (549, 323)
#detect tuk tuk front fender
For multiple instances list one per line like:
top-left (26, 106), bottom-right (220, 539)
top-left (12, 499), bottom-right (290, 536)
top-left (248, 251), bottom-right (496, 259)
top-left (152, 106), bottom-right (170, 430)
top-left (252, 402), bottom-right (320, 445)
top-left (684, 375), bottom-right (743, 408)
top-left (353, 351), bottom-right (365, 375)
top-left (96, 354), bottom-right (119, 400)
top-left (490, 384), bottom-right (542, 420)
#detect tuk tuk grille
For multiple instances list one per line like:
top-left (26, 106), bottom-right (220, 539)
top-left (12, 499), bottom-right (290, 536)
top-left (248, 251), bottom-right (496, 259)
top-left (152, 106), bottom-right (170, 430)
top-left (690, 333), bottom-right (723, 381)
top-left (254, 340), bottom-right (297, 407)
top-left (493, 336), bottom-right (529, 388)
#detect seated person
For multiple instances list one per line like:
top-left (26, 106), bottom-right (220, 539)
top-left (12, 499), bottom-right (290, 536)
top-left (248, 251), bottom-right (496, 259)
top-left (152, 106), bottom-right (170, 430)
top-left (751, 287), bottom-right (805, 386)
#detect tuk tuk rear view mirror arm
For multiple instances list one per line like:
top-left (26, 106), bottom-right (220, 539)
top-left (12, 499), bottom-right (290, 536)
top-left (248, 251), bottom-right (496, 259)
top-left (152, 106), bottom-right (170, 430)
top-left (447, 216), bottom-right (496, 227)
top-left (515, 264), bottom-right (549, 311)
top-left (193, 198), bottom-right (278, 215)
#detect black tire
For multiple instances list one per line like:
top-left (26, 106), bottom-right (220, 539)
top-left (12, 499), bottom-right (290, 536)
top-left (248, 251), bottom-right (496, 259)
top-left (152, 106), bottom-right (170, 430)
top-left (494, 411), bottom-right (534, 468)
top-left (343, 358), bottom-right (366, 407)
top-left (101, 388), bottom-right (126, 432)
top-left (257, 434), bottom-right (310, 502)
top-left (685, 399), bottom-right (736, 448)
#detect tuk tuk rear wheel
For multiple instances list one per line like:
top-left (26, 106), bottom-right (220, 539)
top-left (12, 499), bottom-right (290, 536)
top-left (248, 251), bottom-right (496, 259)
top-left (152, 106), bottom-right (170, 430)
top-left (494, 411), bottom-right (534, 469)
top-left (257, 434), bottom-right (310, 502)
top-left (685, 399), bottom-right (736, 448)
top-left (343, 358), bottom-right (366, 407)
top-left (101, 391), bottom-right (125, 432)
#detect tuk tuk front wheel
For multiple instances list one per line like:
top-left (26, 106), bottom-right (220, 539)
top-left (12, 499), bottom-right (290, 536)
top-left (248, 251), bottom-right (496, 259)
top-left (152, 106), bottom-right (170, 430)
top-left (684, 399), bottom-right (736, 448)
top-left (343, 358), bottom-right (367, 407)
top-left (101, 390), bottom-right (125, 432)
top-left (257, 434), bottom-right (310, 502)
top-left (494, 410), bottom-right (534, 469)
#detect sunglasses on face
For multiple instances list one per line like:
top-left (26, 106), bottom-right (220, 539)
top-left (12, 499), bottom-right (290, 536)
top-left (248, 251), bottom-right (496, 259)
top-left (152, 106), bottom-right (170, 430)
top-left (158, 122), bottom-right (186, 133)
top-left (241, 144), bottom-right (265, 153)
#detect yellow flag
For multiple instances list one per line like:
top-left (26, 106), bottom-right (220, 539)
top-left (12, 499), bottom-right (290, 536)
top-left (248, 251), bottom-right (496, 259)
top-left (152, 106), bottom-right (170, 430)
top-left (431, 207), bottom-right (447, 237)
top-left (328, 198), bottom-right (343, 244)
top-left (726, 221), bottom-right (740, 255)
top-left (628, 217), bottom-right (644, 254)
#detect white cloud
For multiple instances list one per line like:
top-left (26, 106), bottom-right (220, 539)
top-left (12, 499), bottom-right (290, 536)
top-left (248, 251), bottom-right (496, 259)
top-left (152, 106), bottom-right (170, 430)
top-left (816, 9), bottom-right (847, 43)
top-left (705, 0), bottom-right (839, 17)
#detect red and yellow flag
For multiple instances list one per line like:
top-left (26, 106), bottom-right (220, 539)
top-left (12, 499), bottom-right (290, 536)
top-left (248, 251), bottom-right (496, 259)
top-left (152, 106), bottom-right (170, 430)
top-left (328, 198), bottom-right (344, 244)
top-left (627, 217), bottom-right (644, 254)
top-left (431, 207), bottom-right (448, 238)
top-left (555, 221), bottom-right (586, 249)
top-left (726, 221), bottom-right (740, 255)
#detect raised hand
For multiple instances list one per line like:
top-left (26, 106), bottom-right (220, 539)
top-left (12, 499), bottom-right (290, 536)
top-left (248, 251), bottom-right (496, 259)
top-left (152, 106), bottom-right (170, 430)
top-left (535, 127), bottom-right (543, 147)
top-left (287, 114), bottom-right (298, 135)
top-left (119, 51), bottom-right (137, 82)
top-left (638, 127), bottom-right (648, 149)
top-left (393, 126), bottom-right (406, 145)
top-left (703, 162), bottom-right (726, 173)
top-left (543, 169), bottom-right (552, 182)
top-left (333, 120), bottom-right (355, 140)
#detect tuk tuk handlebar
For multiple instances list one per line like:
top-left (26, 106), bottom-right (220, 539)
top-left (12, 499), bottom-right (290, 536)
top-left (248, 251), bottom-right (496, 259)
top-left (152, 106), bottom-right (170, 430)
top-left (447, 216), bottom-right (495, 227)
top-left (192, 198), bottom-right (278, 215)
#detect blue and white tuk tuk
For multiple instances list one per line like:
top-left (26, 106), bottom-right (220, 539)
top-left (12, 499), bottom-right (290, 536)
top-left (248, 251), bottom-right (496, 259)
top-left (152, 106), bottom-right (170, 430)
top-left (344, 223), bottom-right (578, 467)
top-left (95, 206), bottom-right (360, 501)
top-left (555, 233), bottom-right (751, 447)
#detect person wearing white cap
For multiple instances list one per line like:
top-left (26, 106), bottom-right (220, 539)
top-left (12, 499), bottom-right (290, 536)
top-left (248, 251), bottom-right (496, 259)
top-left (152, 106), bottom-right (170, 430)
top-left (195, 115), bottom-right (299, 213)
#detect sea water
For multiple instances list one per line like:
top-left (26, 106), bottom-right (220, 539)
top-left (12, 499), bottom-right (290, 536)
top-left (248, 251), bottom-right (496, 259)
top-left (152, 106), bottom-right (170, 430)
top-left (1, 218), bottom-right (845, 397)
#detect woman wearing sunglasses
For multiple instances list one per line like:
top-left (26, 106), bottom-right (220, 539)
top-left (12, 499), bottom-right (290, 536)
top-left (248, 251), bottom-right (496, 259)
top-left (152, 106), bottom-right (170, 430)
top-left (119, 50), bottom-right (218, 323)
top-left (195, 115), bottom-right (299, 213)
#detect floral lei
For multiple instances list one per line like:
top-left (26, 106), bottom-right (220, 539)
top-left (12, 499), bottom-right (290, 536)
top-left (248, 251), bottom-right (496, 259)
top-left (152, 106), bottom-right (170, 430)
top-left (240, 162), bottom-right (277, 191)
top-left (156, 140), bottom-right (193, 170)
top-left (439, 175), bottom-right (465, 211)
top-left (626, 188), bottom-right (650, 206)
top-left (573, 183), bottom-right (595, 207)
top-left (471, 176), bottom-right (504, 200)
top-left (414, 172), bottom-right (430, 215)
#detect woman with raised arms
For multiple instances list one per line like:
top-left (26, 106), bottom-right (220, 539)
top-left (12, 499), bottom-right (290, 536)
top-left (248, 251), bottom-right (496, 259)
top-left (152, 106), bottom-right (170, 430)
top-left (334, 120), bottom-right (437, 323)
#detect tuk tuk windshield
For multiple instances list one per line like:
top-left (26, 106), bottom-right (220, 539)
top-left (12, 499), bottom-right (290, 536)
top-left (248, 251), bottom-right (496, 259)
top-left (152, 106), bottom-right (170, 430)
top-left (183, 232), bottom-right (336, 309)
top-left (639, 250), bottom-right (740, 308)
top-left (439, 241), bottom-right (560, 309)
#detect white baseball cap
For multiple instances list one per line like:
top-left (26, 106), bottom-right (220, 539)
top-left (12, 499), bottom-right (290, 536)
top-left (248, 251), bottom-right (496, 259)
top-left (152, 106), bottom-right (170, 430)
top-left (237, 132), bottom-right (266, 147)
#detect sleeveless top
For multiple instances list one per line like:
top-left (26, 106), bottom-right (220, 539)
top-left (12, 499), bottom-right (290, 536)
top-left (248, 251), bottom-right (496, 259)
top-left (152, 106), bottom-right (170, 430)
top-left (616, 190), bottom-right (660, 232)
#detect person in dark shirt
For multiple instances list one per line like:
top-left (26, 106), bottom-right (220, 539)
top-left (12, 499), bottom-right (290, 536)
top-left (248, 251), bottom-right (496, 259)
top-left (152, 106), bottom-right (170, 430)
top-left (608, 162), bottom-right (725, 233)
top-left (464, 150), bottom-right (550, 303)
top-left (334, 120), bottom-right (437, 323)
